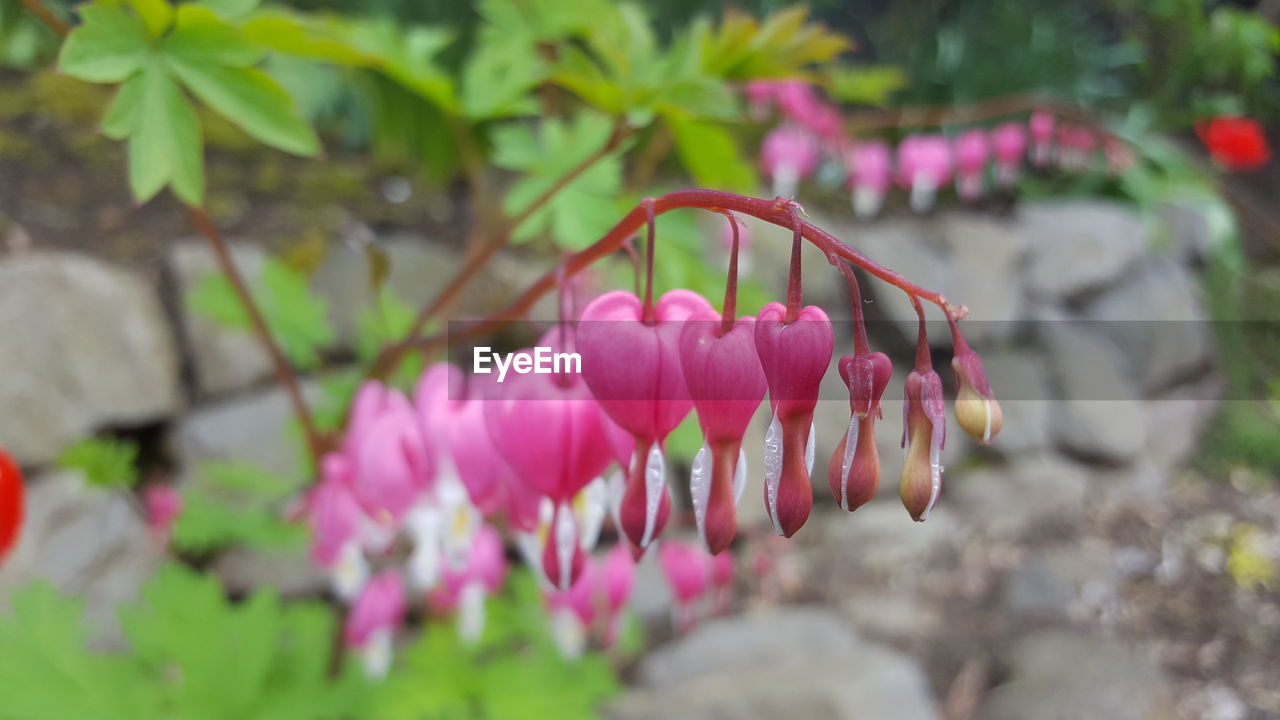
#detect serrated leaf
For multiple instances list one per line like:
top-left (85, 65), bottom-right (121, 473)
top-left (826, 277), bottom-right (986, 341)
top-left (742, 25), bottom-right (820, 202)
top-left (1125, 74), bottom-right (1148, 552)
top-left (59, 5), bottom-right (150, 83)
top-left (102, 73), bottom-right (145, 140)
top-left (168, 6), bottom-right (265, 67)
top-left (257, 258), bottom-right (333, 368)
top-left (128, 62), bottom-right (204, 205)
top-left (460, 34), bottom-right (544, 119)
top-left (57, 437), bottom-right (140, 488)
top-left (165, 55), bottom-right (318, 157)
top-left (171, 461), bottom-right (306, 552)
top-left (667, 115), bottom-right (756, 194)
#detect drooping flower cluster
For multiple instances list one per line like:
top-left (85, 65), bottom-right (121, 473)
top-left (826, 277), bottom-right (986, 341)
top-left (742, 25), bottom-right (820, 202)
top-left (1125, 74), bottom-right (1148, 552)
top-left (657, 539), bottom-right (735, 632)
top-left (748, 79), bottom-right (1135, 215)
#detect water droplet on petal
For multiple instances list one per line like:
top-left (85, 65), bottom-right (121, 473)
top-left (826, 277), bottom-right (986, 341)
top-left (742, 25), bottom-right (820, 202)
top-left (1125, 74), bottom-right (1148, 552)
top-left (763, 413), bottom-right (783, 536)
top-left (640, 445), bottom-right (666, 548)
top-left (804, 421), bottom-right (816, 476)
top-left (839, 415), bottom-right (859, 511)
top-left (554, 502), bottom-right (577, 589)
top-left (689, 444), bottom-right (711, 546)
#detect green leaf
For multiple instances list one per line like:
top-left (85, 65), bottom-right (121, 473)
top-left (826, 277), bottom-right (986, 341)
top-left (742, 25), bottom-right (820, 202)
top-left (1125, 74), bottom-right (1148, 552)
top-left (496, 111), bottom-right (628, 249)
top-left (194, 0), bottom-right (260, 22)
top-left (128, 62), bottom-right (204, 205)
top-left (242, 10), bottom-right (379, 66)
top-left (59, 5), bottom-right (150, 83)
top-left (825, 65), bottom-right (907, 106)
top-left (0, 583), bottom-right (145, 720)
top-left (460, 33), bottom-right (544, 119)
top-left (128, 0), bottom-right (174, 38)
top-left (168, 6), bottom-right (265, 67)
top-left (56, 437), bottom-right (140, 489)
top-left (666, 115), bottom-right (756, 193)
top-left (171, 461), bottom-right (306, 552)
top-left (102, 73), bottom-right (145, 140)
top-left (166, 38), bottom-right (318, 157)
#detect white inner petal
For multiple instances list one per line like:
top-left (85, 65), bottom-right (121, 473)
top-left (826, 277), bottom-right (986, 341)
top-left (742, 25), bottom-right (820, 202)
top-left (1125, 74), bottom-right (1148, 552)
top-left (640, 445), bottom-right (666, 548)
top-left (852, 186), bottom-right (884, 218)
top-left (804, 421), bottom-right (816, 476)
top-left (910, 172), bottom-right (938, 212)
top-left (733, 447), bottom-right (748, 504)
top-left (550, 608), bottom-right (587, 660)
top-left (922, 445), bottom-right (943, 521)
top-left (840, 415), bottom-right (859, 511)
top-left (576, 477), bottom-right (608, 552)
top-left (457, 582), bottom-right (487, 644)
top-left (689, 444), bottom-right (711, 545)
top-left (360, 629), bottom-right (394, 679)
top-left (763, 413), bottom-right (783, 536)
top-left (554, 501), bottom-right (577, 589)
top-left (331, 541), bottom-right (369, 602)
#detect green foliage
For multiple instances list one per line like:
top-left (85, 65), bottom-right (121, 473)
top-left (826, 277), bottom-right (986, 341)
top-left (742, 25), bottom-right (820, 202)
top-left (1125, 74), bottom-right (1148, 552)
top-left (495, 111), bottom-right (628, 249)
top-left (0, 567), bottom-right (366, 720)
top-left (188, 257), bottom-right (334, 369)
top-left (356, 288), bottom-right (425, 389)
top-left (374, 572), bottom-right (620, 720)
top-left (58, 0), bottom-right (319, 205)
top-left (171, 461), bottom-right (307, 553)
top-left (57, 436), bottom-right (140, 488)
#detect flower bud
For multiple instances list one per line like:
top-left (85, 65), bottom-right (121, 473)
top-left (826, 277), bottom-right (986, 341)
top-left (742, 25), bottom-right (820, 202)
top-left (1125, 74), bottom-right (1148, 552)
top-left (827, 351), bottom-right (892, 511)
top-left (951, 346), bottom-right (1003, 445)
top-left (900, 369), bottom-right (946, 522)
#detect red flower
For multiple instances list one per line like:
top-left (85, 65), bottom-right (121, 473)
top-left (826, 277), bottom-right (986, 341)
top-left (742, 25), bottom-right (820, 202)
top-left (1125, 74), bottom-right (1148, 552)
top-left (1, 447), bottom-right (23, 564)
top-left (1197, 116), bottom-right (1272, 171)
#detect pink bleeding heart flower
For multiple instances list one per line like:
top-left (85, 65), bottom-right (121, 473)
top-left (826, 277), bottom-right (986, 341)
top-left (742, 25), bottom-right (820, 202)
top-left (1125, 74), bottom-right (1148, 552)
top-left (544, 544), bottom-right (636, 656)
top-left (754, 302), bottom-right (833, 537)
top-left (953, 129), bottom-right (990, 201)
top-left (658, 539), bottom-right (712, 633)
top-left (991, 122), bottom-right (1027, 186)
top-left (744, 80), bottom-right (778, 119)
top-left (774, 80), bottom-right (821, 121)
top-left (897, 134), bottom-right (952, 212)
top-left (306, 461), bottom-right (373, 599)
top-left (761, 126), bottom-right (820, 198)
top-left (804, 102), bottom-right (845, 146)
top-left (1056, 125), bottom-right (1097, 172)
top-left (417, 363), bottom-right (509, 515)
top-left (345, 569), bottom-right (406, 677)
top-left (430, 524), bottom-right (508, 642)
top-left (678, 309), bottom-right (766, 554)
top-left (142, 484), bottom-right (182, 545)
top-left (846, 141), bottom-right (892, 218)
top-left (578, 289), bottom-right (714, 556)
top-left (485, 327), bottom-right (614, 589)
top-left (1029, 110), bottom-right (1055, 166)
top-left (900, 364), bottom-right (947, 522)
top-left (827, 351), bottom-right (893, 512)
top-left (355, 387), bottom-right (434, 528)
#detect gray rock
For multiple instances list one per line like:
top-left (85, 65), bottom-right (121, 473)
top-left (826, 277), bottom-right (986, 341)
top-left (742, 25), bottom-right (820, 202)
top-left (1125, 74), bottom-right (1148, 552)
top-left (311, 233), bottom-right (462, 347)
top-left (1002, 543), bottom-right (1118, 620)
top-left (949, 455), bottom-right (1089, 538)
top-left (1140, 379), bottom-right (1222, 475)
top-left (1043, 321), bottom-right (1145, 463)
top-left (0, 251), bottom-right (182, 464)
top-left (168, 240), bottom-right (275, 397)
top-left (214, 545), bottom-right (326, 597)
top-left (174, 381), bottom-right (325, 481)
top-left (976, 349), bottom-right (1052, 455)
top-left (610, 608), bottom-right (940, 720)
top-left (1084, 257), bottom-right (1212, 393)
top-left (1156, 200), bottom-right (1220, 262)
top-left (816, 501), bottom-right (966, 574)
top-left (974, 631), bottom-right (1174, 720)
top-left (1022, 200), bottom-right (1147, 302)
top-left (829, 211), bottom-right (1028, 344)
top-left (0, 472), bottom-right (163, 645)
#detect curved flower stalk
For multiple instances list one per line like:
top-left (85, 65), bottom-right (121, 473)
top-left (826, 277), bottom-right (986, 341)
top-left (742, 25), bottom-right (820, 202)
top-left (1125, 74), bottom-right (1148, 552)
top-left (429, 524), bottom-right (508, 643)
top-left (897, 135), bottom-right (952, 212)
top-left (826, 264), bottom-right (892, 512)
top-left (846, 141), bottom-right (892, 218)
top-left (578, 288), bottom-right (713, 556)
top-left (345, 569), bottom-right (407, 678)
top-left (991, 122), bottom-right (1028, 187)
top-left (485, 327), bottom-right (614, 588)
top-left (761, 126), bottom-right (820, 198)
top-left (900, 298), bottom-right (948, 522)
top-left (953, 129), bottom-right (990, 202)
top-left (545, 544), bottom-right (636, 658)
top-left (0, 447), bottom-right (23, 565)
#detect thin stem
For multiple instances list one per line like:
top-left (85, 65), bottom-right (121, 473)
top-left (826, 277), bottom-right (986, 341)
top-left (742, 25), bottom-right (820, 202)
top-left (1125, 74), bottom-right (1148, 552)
top-left (908, 294), bottom-right (931, 372)
top-left (719, 212), bottom-right (740, 335)
top-left (836, 261), bottom-right (869, 356)
top-left (783, 203), bottom-right (803, 323)
top-left (392, 189), bottom-right (956, 357)
top-left (369, 122), bottom-right (629, 381)
top-left (20, 0), bottom-right (68, 35)
top-left (641, 199), bottom-right (656, 324)
top-left (623, 237), bottom-right (641, 297)
top-left (190, 208), bottom-right (326, 462)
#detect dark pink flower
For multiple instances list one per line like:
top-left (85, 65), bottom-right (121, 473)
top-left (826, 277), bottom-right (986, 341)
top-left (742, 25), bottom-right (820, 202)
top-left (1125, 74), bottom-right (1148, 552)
top-left (345, 569), bottom-right (406, 677)
top-left (953, 129), bottom-right (989, 201)
top-left (991, 122), bottom-right (1027, 186)
top-left (846, 141), bottom-right (892, 218)
top-left (896, 135), bottom-right (952, 212)
top-left (761, 126), bottom-right (820, 198)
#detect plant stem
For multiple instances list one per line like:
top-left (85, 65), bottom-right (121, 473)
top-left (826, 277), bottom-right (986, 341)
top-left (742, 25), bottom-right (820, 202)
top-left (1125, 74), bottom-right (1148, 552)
top-left (783, 203), bottom-right (803, 323)
top-left (189, 208), bottom-right (327, 462)
top-left (836, 261), bottom-right (870, 356)
top-left (20, 0), bottom-right (68, 35)
top-left (719, 212), bottom-right (740, 335)
top-left (389, 189), bottom-right (959, 358)
top-left (368, 122), bottom-right (630, 381)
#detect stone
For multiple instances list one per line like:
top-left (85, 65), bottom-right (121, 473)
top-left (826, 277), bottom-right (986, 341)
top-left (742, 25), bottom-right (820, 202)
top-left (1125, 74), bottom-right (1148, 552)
top-left (816, 501), bottom-right (966, 575)
top-left (610, 608), bottom-right (940, 720)
top-left (825, 211), bottom-right (1028, 344)
top-left (1084, 257), bottom-right (1212, 393)
top-left (949, 454), bottom-right (1089, 538)
top-left (0, 472), bottom-right (164, 645)
top-left (976, 349), bottom-right (1053, 455)
top-left (1022, 200), bottom-right (1147, 302)
top-left (1002, 542), bottom-right (1119, 620)
top-left (168, 240), bottom-right (274, 397)
top-left (974, 631), bottom-right (1174, 720)
top-left (310, 233), bottom-right (462, 348)
top-left (1140, 378), bottom-right (1222, 475)
top-left (0, 251), bottom-right (182, 464)
top-left (174, 381), bottom-right (326, 481)
top-left (1156, 200), bottom-right (1220, 262)
top-left (1042, 321), bottom-right (1145, 463)
top-left (214, 545), bottom-right (326, 597)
